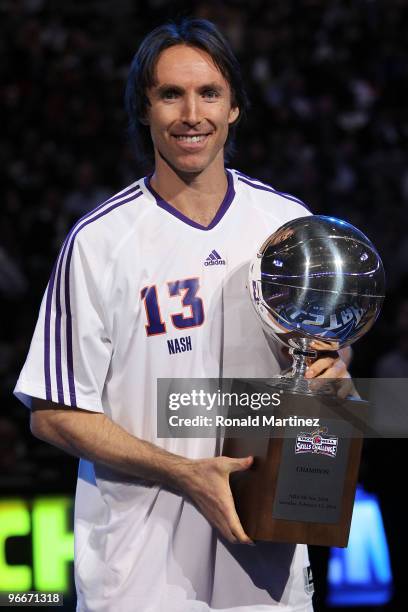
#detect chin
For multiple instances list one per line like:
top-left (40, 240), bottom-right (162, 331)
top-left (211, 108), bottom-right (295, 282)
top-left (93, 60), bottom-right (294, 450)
top-left (173, 157), bottom-right (210, 175)
top-left (157, 146), bottom-right (219, 176)
top-left (178, 163), bottom-right (207, 174)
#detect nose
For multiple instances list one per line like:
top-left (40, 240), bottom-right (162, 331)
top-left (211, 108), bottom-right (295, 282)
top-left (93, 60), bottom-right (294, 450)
top-left (181, 93), bottom-right (202, 127)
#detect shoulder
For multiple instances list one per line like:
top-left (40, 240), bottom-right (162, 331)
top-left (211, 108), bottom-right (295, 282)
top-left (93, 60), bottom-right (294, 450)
top-left (74, 178), bottom-right (146, 242)
top-left (229, 168), bottom-right (312, 216)
top-left (58, 178), bottom-right (148, 285)
top-left (65, 178), bottom-right (149, 256)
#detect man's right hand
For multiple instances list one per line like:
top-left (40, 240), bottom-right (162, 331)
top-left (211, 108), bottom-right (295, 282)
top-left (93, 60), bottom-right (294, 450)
top-left (30, 401), bottom-right (255, 545)
top-left (180, 455), bottom-right (255, 545)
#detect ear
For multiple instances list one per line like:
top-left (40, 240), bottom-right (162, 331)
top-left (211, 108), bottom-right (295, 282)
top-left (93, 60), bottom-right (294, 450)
top-left (139, 115), bottom-right (150, 126)
top-left (228, 106), bottom-right (240, 125)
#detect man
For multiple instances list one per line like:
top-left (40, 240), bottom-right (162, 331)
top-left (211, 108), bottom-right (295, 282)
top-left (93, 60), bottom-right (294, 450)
top-left (15, 18), bottom-right (350, 612)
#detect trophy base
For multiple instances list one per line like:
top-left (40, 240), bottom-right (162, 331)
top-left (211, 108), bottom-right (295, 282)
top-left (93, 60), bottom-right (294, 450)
top-left (223, 382), bottom-right (366, 547)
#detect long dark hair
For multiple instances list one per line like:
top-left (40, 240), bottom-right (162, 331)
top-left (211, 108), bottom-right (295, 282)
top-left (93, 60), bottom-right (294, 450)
top-left (125, 18), bottom-right (249, 169)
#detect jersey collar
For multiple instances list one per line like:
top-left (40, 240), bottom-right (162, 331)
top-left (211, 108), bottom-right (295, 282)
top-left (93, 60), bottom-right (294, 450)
top-left (144, 169), bottom-right (235, 231)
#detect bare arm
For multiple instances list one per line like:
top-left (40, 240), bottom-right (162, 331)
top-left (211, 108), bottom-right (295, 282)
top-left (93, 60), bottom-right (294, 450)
top-left (31, 400), bottom-right (253, 544)
top-left (31, 400), bottom-right (196, 488)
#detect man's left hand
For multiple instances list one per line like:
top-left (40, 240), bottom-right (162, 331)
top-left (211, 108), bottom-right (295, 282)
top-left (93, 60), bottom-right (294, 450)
top-left (304, 344), bottom-right (356, 398)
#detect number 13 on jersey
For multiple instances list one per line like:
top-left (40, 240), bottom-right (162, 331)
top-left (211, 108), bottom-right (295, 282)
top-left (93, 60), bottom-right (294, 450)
top-left (141, 278), bottom-right (205, 336)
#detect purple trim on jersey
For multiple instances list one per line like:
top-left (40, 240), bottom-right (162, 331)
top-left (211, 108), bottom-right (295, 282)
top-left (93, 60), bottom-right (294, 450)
top-left (144, 170), bottom-right (235, 230)
top-left (44, 185), bottom-right (141, 407)
top-left (236, 173), bottom-right (311, 212)
top-left (55, 256), bottom-right (64, 404)
top-left (44, 261), bottom-right (58, 400)
top-left (63, 191), bottom-right (142, 407)
top-left (235, 170), bottom-right (255, 181)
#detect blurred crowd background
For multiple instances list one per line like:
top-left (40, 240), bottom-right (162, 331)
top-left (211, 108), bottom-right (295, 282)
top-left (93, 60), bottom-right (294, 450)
top-left (1, 0), bottom-right (407, 609)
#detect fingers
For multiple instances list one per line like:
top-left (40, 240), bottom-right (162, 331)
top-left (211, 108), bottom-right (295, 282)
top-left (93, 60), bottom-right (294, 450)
top-left (305, 354), bottom-right (356, 399)
top-left (202, 484), bottom-right (254, 545)
top-left (305, 355), bottom-right (347, 379)
top-left (220, 522), bottom-right (254, 545)
top-left (310, 339), bottom-right (340, 351)
top-left (306, 353), bottom-right (350, 400)
top-left (225, 458), bottom-right (255, 544)
top-left (230, 522), bottom-right (255, 545)
top-left (191, 456), bottom-right (255, 545)
top-left (224, 489), bottom-right (255, 545)
top-left (220, 457), bottom-right (254, 544)
top-left (227, 455), bottom-right (253, 473)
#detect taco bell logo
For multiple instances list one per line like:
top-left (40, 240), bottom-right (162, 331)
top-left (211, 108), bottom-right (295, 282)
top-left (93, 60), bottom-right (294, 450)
top-left (295, 427), bottom-right (338, 458)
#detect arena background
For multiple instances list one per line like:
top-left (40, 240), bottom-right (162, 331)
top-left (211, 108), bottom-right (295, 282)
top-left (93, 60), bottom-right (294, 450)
top-left (1, 1), bottom-right (407, 610)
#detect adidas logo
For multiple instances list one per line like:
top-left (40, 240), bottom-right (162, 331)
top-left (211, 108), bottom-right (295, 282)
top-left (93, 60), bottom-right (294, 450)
top-left (204, 249), bottom-right (226, 266)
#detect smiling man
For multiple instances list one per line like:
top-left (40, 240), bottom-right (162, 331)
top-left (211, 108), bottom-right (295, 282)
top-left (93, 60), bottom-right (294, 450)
top-left (145, 43), bottom-right (239, 227)
top-left (15, 18), bottom-right (350, 612)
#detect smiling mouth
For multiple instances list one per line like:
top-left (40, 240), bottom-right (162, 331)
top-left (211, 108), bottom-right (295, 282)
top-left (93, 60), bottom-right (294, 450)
top-left (173, 134), bottom-right (211, 143)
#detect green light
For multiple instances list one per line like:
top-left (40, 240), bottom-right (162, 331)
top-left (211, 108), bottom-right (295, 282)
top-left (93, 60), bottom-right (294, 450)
top-left (0, 499), bottom-right (32, 591)
top-left (32, 497), bottom-right (74, 592)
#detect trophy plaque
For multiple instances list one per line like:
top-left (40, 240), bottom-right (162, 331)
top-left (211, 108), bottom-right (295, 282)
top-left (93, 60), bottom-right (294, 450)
top-left (223, 215), bottom-right (385, 546)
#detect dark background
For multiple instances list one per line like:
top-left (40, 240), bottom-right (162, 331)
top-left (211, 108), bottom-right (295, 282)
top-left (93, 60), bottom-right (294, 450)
top-left (1, 0), bottom-right (407, 610)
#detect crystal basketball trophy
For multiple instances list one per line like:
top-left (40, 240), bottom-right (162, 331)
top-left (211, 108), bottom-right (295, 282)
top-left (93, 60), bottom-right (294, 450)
top-left (223, 215), bottom-right (385, 546)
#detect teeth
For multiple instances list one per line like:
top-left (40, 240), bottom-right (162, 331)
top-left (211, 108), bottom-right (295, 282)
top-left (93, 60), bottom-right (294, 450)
top-left (175, 135), bottom-right (206, 142)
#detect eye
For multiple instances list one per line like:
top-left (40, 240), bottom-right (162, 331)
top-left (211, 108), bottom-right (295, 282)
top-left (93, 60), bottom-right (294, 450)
top-left (161, 89), bottom-right (180, 100)
top-left (202, 89), bottom-right (220, 100)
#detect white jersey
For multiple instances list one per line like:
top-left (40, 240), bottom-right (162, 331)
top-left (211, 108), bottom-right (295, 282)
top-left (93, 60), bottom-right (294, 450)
top-left (15, 169), bottom-right (314, 612)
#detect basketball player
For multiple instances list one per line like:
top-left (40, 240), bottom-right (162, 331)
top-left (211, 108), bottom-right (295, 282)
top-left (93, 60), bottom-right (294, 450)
top-left (15, 18), bottom-right (351, 612)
